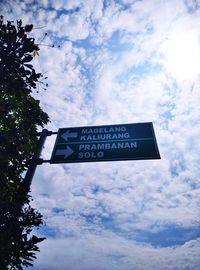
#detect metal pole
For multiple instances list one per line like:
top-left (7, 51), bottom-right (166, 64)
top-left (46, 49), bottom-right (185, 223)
top-left (21, 129), bottom-right (51, 197)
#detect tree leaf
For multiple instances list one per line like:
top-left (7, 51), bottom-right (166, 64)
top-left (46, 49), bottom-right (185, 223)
top-left (22, 55), bottom-right (33, 62)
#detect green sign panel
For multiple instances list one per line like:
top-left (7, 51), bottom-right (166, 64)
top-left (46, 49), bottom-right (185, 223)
top-left (50, 122), bottom-right (160, 164)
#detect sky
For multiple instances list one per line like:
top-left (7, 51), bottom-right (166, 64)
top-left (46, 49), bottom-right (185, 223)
top-left (1, 0), bottom-right (200, 269)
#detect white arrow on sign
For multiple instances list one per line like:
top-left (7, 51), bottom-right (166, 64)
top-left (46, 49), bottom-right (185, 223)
top-left (61, 130), bottom-right (78, 141)
top-left (56, 146), bottom-right (74, 158)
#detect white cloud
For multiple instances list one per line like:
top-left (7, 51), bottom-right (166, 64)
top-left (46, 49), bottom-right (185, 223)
top-left (34, 234), bottom-right (200, 270)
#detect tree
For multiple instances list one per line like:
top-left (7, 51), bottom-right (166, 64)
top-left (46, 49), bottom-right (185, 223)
top-left (0, 16), bottom-right (49, 269)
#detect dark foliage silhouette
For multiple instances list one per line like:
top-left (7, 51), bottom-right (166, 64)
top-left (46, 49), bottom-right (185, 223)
top-left (0, 16), bottom-right (49, 269)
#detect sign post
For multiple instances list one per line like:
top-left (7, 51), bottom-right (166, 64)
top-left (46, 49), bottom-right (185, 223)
top-left (50, 122), bottom-right (160, 164)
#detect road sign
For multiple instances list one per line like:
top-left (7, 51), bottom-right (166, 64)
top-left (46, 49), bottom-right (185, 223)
top-left (50, 122), bottom-right (160, 164)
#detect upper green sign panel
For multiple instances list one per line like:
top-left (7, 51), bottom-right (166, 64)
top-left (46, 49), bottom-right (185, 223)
top-left (50, 122), bottom-right (160, 164)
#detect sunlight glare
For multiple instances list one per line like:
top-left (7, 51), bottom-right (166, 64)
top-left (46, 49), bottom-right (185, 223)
top-left (161, 31), bottom-right (200, 81)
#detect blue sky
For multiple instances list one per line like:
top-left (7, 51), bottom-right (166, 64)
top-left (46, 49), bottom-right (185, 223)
top-left (2, 0), bottom-right (200, 269)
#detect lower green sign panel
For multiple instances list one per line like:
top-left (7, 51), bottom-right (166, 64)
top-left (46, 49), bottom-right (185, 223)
top-left (50, 122), bottom-right (160, 164)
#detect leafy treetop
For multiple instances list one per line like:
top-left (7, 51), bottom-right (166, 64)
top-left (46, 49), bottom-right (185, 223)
top-left (0, 16), bottom-right (49, 269)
